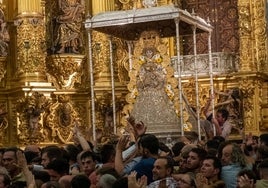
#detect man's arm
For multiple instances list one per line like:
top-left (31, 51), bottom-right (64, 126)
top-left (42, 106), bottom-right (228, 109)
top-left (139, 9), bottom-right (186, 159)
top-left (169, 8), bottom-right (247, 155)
top-left (115, 135), bottom-right (130, 175)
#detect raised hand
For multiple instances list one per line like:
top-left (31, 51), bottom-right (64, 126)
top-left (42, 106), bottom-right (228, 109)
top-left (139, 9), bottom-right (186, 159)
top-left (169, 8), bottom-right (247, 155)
top-left (16, 150), bottom-right (36, 188)
top-left (128, 171), bottom-right (147, 188)
top-left (116, 134), bottom-right (130, 151)
top-left (196, 173), bottom-right (208, 188)
top-left (237, 174), bottom-right (254, 188)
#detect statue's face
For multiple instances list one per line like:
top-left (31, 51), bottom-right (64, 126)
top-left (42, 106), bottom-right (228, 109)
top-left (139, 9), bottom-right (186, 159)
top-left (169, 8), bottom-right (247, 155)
top-left (29, 116), bottom-right (40, 129)
top-left (145, 49), bottom-right (154, 59)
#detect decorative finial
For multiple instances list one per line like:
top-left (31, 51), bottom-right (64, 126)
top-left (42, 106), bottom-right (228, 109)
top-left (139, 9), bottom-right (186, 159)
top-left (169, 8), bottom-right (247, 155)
top-left (142, 0), bottom-right (157, 8)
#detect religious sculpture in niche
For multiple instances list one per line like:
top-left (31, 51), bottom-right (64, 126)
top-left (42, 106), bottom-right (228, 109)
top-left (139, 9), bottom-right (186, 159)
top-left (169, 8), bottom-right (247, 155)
top-left (54, 0), bottom-right (85, 54)
top-left (124, 30), bottom-right (180, 136)
top-left (16, 92), bottom-right (50, 144)
top-left (95, 92), bottom-right (126, 143)
top-left (44, 94), bottom-right (79, 143)
top-left (0, 8), bottom-right (9, 57)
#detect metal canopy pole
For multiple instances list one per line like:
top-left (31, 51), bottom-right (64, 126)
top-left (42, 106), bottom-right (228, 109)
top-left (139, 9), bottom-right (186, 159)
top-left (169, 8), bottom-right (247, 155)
top-left (127, 41), bottom-right (133, 71)
top-left (88, 30), bottom-right (96, 141)
top-left (108, 36), bottom-right (117, 135)
top-left (192, 25), bottom-right (201, 141)
top-left (208, 31), bottom-right (216, 136)
top-left (175, 18), bottom-right (184, 136)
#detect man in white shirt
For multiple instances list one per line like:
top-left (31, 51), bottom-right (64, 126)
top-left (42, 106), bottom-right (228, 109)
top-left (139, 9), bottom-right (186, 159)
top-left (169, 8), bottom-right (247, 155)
top-left (212, 108), bottom-right (232, 139)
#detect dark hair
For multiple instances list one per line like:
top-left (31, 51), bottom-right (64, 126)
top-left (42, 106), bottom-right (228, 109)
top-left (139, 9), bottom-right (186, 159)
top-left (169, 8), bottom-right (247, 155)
top-left (257, 145), bottom-right (268, 161)
top-left (217, 108), bottom-right (229, 120)
top-left (159, 142), bottom-right (172, 156)
top-left (32, 170), bottom-right (50, 183)
top-left (65, 144), bottom-right (80, 163)
top-left (24, 151), bottom-right (39, 164)
top-left (46, 158), bottom-right (69, 175)
top-left (4, 147), bottom-right (20, 160)
top-left (96, 166), bottom-right (120, 179)
top-left (71, 174), bottom-right (91, 188)
top-left (112, 177), bottom-right (128, 188)
top-left (172, 142), bottom-right (185, 156)
top-left (80, 150), bottom-right (97, 161)
top-left (190, 148), bottom-right (207, 161)
top-left (100, 144), bottom-right (115, 163)
top-left (0, 148), bottom-right (6, 154)
top-left (206, 148), bottom-right (217, 157)
top-left (43, 181), bottom-right (61, 188)
top-left (9, 181), bottom-right (27, 188)
top-left (258, 158), bottom-right (268, 169)
top-left (204, 156), bottom-right (222, 178)
top-left (206, 140), bottom-right (220, 150)
top-left (41, 146), bottom-right (63, 161)
top-left (138, 134), bottom-right (159, 155)
top-left (212, 136), bottom-right (225, 143)
top-left (260, 134), bottom-right (268, 146)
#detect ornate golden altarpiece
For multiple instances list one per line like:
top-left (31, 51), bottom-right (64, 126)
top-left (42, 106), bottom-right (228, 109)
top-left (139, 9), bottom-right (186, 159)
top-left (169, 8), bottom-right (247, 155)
top-left (0, 0), bottom-right (267, 146)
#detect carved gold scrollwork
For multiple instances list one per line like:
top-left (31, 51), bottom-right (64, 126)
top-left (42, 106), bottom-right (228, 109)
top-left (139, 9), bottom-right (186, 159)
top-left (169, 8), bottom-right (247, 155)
top-left (92, 31), bottom-right (110, 80)
top-left (0, 56), bottom-right (6, 82)
top-left (15, 17), bottom-right (46, 76)
top-left (238, 1), bottom-right (255, 72)
top-left (117, 0), bottom-right (134, 10)
top-left (44, 94), bottom-right (79, 143)
top-left (46, 54), bottom-right (85, 89)
top-left (0, 7), bottom-right (9, 57)
top-left (0, 102), bottom-right (8, 146)
top-left (239, 79), bottom-right (256, 130)
top-left (16, 92), bottom-right (50, 145)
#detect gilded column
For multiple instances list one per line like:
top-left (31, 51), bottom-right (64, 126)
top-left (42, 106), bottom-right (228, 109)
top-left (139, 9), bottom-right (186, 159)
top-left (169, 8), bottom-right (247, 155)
top-left (239, 78), bottom-right (260, 135)
top-left (18, 0), bottom-right (42, 14)
top-left (15, 0), bottom-right (46, 81)
top-left (252, 0), bottom-right (267, 73)
top-left (91, 0), bottom-right (116, 81)
top-left (91, 0), bottom-right (125, 139)
top-left (237, 0), bottom-right (255, 72)
top-left (92, 0), bottom-right (115, 15)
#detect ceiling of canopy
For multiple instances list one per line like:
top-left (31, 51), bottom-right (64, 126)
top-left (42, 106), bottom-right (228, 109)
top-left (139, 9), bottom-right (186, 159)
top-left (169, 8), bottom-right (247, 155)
top-left (85, 5), bottom-right (213, 40)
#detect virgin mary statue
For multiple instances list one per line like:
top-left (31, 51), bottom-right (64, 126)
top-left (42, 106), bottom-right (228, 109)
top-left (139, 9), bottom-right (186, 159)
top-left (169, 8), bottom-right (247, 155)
top-left (130, 46), bottom-right (180, 136)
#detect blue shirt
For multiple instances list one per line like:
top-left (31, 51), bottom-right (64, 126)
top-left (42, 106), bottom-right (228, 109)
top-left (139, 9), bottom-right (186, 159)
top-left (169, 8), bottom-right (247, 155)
top-left (132, 157), bottom-right (156, 184)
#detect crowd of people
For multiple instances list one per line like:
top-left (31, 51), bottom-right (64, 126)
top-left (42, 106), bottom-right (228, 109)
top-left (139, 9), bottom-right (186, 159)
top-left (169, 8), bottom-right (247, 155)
top-left (0, 112), bottom-right (268, 188)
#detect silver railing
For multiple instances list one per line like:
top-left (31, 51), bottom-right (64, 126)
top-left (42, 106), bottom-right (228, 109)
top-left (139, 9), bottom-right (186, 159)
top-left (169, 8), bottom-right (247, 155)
top-left (171, 52), bottom-right (239, 76)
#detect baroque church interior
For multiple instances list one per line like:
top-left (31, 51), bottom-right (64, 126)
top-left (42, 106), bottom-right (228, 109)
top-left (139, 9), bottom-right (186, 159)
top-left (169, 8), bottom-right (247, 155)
top-left (0, 0), bottom-right (267, 147)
